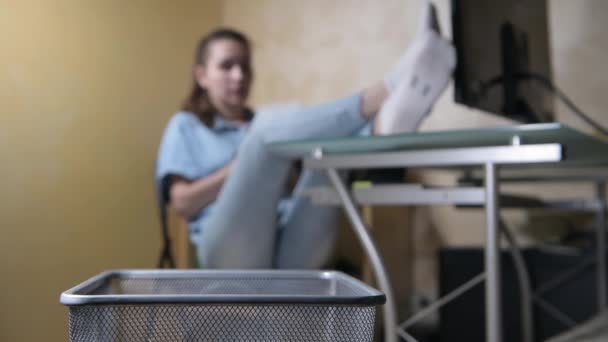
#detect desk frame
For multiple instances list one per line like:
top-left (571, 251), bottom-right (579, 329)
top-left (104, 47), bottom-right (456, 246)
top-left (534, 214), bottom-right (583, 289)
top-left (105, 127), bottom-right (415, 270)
top-left (302, 142), bottom-right (607, 342)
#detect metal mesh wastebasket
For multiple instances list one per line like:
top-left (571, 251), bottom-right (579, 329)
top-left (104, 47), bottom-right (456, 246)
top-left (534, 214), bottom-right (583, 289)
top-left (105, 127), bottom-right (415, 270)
top-left (60, 270), bottom-right (385, 342)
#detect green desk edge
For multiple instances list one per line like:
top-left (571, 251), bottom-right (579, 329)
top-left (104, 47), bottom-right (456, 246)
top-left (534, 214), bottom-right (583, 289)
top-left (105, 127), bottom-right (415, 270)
top-left (269, 123), bottom-right (608, 166)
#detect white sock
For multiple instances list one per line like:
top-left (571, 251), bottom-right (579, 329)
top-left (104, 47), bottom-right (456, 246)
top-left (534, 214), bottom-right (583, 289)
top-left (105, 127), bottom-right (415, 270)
top-left (385, 0), bottom-right (442, 91)
top-left (377, 1), bottom-right (456, 135)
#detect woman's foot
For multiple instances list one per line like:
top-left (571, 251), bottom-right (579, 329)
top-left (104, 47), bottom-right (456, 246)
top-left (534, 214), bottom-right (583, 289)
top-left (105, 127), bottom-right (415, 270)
top-left (376, 1), bottom-right (456, 135)
top-left (384, 0), bottom-right (443, 91)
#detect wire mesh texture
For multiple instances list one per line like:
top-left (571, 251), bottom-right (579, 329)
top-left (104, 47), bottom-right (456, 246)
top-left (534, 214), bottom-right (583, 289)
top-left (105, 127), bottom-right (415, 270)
top-left (61, 270), bottom-right (384, 342)
top-left (68, 303), bottom-right (376, 341)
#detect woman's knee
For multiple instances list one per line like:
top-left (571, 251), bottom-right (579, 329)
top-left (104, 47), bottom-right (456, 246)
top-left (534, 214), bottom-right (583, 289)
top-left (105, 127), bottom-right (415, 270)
top-left (248, 108), bottom-right (306, 144)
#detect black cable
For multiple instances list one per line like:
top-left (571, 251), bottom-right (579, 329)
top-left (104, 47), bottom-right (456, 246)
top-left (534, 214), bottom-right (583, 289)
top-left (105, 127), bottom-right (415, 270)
top-left (518, 73), bottom-right (608, 136)
top-left (479, 72), bottom-right (608, 136)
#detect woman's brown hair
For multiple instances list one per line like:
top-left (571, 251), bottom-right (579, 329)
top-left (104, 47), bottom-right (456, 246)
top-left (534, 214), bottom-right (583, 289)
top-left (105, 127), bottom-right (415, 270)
top-left (181, 28), bottom-right (251, 127)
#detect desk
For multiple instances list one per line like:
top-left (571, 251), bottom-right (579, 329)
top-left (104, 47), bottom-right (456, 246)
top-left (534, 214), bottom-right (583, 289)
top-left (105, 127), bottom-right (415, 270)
top-left (270, 122), bottom-right (608, 342)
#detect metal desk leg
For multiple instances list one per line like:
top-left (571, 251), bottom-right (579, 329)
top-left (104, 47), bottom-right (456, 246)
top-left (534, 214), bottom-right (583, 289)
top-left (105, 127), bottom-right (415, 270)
top-left (485, 162), bottom-right (502, 342)
top-left (325, 168), bottom-right (398, 342)
top-left (596, 180), bottom-right (607, 313)
top-left (500, 219), bottom-right (534, 342)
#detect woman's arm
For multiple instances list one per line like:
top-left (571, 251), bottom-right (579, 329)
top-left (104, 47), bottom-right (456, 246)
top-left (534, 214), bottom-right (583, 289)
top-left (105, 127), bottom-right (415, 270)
top-left (169, 160), bottom-right (234, 218)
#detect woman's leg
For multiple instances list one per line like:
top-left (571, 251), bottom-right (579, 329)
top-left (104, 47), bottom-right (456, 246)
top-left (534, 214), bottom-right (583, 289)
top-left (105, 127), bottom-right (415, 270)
top-left (274, 169), bottom-right (342, 269)
top-left (198, 93), bottom-right (370, 268)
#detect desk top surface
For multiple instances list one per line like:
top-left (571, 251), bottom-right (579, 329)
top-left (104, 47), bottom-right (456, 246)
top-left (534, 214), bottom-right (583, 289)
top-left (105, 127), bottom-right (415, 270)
top-left (269, 123), bottom-right (608, 166)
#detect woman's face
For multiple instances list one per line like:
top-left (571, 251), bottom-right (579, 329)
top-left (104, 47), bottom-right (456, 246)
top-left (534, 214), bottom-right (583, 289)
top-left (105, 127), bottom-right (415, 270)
top-left (196, 38), bottom-right (252, 114)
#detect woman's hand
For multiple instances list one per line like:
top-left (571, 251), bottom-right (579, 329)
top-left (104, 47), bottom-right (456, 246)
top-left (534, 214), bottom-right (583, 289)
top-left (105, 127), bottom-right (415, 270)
top-left (169, 160), bottom-right (235, 219)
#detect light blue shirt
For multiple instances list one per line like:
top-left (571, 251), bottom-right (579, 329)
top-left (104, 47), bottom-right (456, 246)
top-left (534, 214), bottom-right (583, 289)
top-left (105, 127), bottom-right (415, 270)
top-left (156, 111), bottom-right (250, 241)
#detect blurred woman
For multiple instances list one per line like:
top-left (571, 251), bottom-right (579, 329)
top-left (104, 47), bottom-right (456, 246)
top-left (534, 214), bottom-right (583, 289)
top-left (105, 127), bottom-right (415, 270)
top-left (156, 5), bottom-right (455, 268)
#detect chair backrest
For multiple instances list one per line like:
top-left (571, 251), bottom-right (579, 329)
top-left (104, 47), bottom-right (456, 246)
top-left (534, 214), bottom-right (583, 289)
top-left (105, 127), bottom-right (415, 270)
top-left (155, 165), bottom-right (176, 268)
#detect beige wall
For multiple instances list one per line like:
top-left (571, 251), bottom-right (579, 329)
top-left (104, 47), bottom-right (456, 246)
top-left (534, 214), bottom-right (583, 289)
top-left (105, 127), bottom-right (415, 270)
top-left (0, 1), bottom-right (220, 341)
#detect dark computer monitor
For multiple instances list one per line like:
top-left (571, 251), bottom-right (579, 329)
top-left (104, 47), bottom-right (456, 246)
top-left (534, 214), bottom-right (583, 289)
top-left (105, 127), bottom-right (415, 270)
top-left (451, 0), bottom-right (554, 123)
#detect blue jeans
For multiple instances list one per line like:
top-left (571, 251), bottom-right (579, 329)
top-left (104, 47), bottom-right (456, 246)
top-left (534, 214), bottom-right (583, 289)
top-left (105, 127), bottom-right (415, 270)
top-left (196, 94), bottom-right (367, 268)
